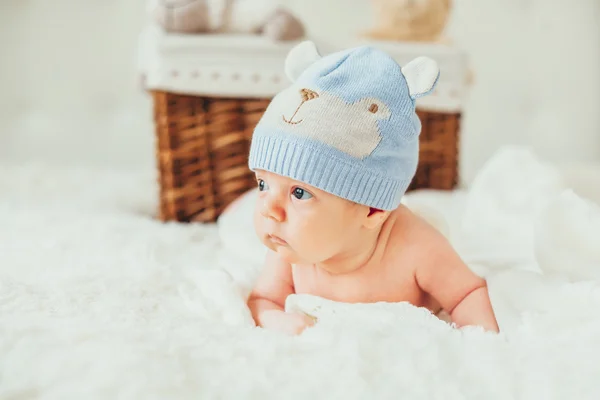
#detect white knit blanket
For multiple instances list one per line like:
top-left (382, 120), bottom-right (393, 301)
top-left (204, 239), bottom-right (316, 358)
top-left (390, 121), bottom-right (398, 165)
top-left (1, 148), bottom-right (600, 399)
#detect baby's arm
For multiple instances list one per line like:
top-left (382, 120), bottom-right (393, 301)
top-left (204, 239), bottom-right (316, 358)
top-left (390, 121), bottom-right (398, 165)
top-left (414, 232), bottom-right (500, 333)
top-left (447, 282), bottom-right (499, 333)
top-left (247, 250), bottom-right (314, 335)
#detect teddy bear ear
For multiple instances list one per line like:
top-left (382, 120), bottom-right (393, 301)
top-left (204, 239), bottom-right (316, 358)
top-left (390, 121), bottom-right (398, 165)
top-left (401, 57), bottom-right (440, 100)
top-left (285, 41), bottom-right (322, 82)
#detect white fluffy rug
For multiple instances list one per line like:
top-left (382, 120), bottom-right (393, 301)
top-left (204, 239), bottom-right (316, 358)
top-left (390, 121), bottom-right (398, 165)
top-left (2, 148), bottom-right (600, 399)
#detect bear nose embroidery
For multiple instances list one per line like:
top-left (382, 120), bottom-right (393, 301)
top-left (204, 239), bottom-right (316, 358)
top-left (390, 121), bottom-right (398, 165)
top-left (300, 88), bottom-right (319, 102)
top-left (283, 88), bottom-right (320, 125)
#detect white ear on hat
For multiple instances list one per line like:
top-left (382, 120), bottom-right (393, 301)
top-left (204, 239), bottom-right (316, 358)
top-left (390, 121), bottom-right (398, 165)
top-left (401, 56), bottom-right (440, 100)
top-left (285, 41), bottom-right (322, 82)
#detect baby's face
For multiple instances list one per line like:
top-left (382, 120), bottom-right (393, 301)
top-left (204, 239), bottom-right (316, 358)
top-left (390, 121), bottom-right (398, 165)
top-left (253, 170), bottom-right (368, 265)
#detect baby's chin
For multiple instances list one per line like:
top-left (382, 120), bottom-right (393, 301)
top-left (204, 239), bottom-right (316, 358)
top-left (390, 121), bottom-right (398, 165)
top-left (275, 247), bottom-right (303, 265)
top-left (262, 239), bottom-right (305, 265)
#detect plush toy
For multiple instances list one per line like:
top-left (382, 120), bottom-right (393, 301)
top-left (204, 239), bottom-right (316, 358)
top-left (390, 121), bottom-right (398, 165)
top-left (364, 0), bottom-right (452, 43)
top-left (148, 0), bottom-right (305, 41)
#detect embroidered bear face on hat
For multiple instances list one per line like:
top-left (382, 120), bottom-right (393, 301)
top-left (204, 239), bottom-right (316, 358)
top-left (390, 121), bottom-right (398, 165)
top-left (259, 85), bottom-right (392, 160)
top-left (248, 41), bottom-right (440, 211)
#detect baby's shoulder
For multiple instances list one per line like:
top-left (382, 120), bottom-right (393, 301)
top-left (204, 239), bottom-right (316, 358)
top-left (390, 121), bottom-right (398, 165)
top-left (385, 205), bottom-right (449, 257)
top-left (389, 205), bottom-right (442, 238)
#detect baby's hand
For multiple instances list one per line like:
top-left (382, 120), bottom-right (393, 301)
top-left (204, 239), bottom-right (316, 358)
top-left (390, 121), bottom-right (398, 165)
top-left (260, 309), bottom-right (315, 336)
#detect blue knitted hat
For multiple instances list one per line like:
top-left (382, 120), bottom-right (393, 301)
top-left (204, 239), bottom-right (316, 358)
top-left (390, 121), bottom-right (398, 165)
top-left (248, 41), bottom-right (440, 211)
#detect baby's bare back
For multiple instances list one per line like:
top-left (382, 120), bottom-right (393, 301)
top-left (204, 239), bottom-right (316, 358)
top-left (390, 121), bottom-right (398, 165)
top-left (291, 206), bottom-right (443, 313)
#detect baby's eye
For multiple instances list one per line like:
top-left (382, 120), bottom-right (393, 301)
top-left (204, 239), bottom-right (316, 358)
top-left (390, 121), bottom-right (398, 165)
top-left (292, 187), bottom-right (313, 200)
top-left (258, 179), bottom-right (269, 191)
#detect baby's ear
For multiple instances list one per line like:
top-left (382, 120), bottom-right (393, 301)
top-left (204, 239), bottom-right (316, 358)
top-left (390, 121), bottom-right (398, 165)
top-left (363, 207), bottom-right (390, 230)
top-left (285, 41), bottom-right (322, 82)
top-left (401, 56), bottom-right (440, 100)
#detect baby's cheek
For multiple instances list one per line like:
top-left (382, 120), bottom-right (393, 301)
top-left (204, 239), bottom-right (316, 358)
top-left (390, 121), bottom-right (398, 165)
top-left (286, 214), bottom-right (317, 249)
top-left (294, 214), bottom-right (342, 259)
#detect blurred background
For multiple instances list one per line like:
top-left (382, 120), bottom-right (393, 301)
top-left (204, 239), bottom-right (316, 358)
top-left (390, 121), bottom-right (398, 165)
top-left (0, 0), bottom-right (599, 185)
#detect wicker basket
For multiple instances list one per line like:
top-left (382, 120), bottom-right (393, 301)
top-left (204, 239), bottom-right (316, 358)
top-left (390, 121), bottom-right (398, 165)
top-left (139, 30), bottom-right (468, 223)
top-left (152, 91), bottom-right (460, 223)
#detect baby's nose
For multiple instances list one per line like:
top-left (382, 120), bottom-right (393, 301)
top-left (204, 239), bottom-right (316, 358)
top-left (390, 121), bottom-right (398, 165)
top-left (300, 88), bottom-right (319, 102)
top-left (261, 196), bottom-right (286, 222)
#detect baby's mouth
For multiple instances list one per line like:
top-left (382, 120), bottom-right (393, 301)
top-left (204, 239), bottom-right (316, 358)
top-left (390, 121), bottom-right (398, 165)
top-left (268, 234), bottom-right (288, 246)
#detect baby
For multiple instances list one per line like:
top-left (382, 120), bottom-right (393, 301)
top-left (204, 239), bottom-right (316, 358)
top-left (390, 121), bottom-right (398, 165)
top-left (246, 41), bottom-right (499, 335)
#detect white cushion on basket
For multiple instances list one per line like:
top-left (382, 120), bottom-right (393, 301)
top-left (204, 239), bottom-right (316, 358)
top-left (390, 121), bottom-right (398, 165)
top-left (138, 26), bottom-right (469, 113)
